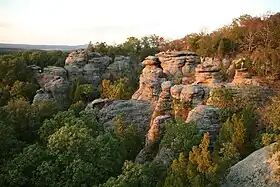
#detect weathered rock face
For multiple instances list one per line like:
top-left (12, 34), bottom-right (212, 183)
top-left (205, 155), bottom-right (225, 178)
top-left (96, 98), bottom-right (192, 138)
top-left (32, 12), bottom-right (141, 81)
top-left (222, 143), bottom-right (280, 187)
top-left (152, 81), bottom-right (173, 116)
top-left (132, 56), bottom-right (166, 105)
top-left (135, 115), bottom-right (172, 164)
top-left (33, 89), bottom-right (54, 103)
top-left (195, 62), bottom-right (223, 85)
top-left (32, 48), bottom-right (139, 108)
top-left (132, 51), bottom-right (200, 104)
top-left (146, 115), bottom-right (172, 146)
top-left (186, 105), bottom-right (221, 142)
top-left (38, 66), bottom-right (68, 88)
top-left (86, 99), bottom-right (153, 132)
top-left (232, 68), bottom-right (260, 86)
top-left (103, 56), bottom-right (138, 80)
top-left (170, 84), bottom-right (210, 107)
top-left (44, 76), bottom-right (71, 110)
top-left (151, 147), bottom-right (176, 168)
top-left (65, 49), bottom-right (138, 85)
top-left (156, 51), bottom-right (200, 77)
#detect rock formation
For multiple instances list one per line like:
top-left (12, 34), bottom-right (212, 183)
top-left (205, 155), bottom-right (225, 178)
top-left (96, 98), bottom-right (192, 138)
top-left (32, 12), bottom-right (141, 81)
top-left (186, 105), bottom-right (221, 142)
top-left (86, 99), bottom-right (153, 132)
top-left (132, 56), bottom-right (166, 105)
top-left (152, 81), bottom-right (173, 117)
top-left (31, 48), bottom-right (139, 109)
top-left (156, 51), bottom-right (200, 78)
top-left (135, 115), bottom-right (172, 164)
top-left (146, 115), bottom-right (172, 146)
top-left (222, 143), bottom-right (280, 187)
top-left (194, 62), bottom-right (224, 85)
top-left (232, 68), bottom-right (260, 86)
top-left (132, 51), bottom-right (201, 104)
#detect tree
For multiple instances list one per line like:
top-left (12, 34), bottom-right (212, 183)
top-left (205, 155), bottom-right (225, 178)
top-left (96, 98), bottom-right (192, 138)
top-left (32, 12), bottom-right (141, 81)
top-left (217, 39), bottom-right (225, 58)
top-left (73, 82), bottom-right (82, 103)
top-left (187, 133), bottom-right (217, 187)
top-left (1, 99), bottom-right (39, 143)
top-left (114, 114), bottom-right (145, 160)
top-left (160, 119), bottom-right (201, 154)
top-left (101, 161), bottom-right (154, 187)
top-left (1, 144), bottom-right (50, 187)
top-left (9, 80), bottom-right (38, 101)
top-left (0, 121), bottom-right (25, 164)
top-left (164, 153), bottom-right (190, 187)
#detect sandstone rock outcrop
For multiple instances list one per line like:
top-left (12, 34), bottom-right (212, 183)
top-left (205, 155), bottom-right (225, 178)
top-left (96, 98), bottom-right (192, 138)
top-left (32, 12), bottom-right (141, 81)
top-left (44, 76), bottom-right (71, 110)
top-left (186, 105), bottom-right (221, 142)
top-left (222, 143), bottom-right (280, 187)
top-left (151, 147), bottom-right (176, 168)
top-left (146, 115), bottom-right (172, 146)
top-left (86, 99), bottom-right (153, 132)
top-left (156, 51), bottom-right (200, 77)
top-left (33, 89), bottom-right (54, 103)
top-left (232, 68), bottom-right (260, 86)
top-left (152, 81), bottom-right (173, 116)
top-left (194, 62), bottom-right (224, 85)
top-left (65, 49), bottom-right (138, 85)
top-left (32, 47), bottom-right (139, 108)
top-left (132, 56), bottom-right (166, 105)
top-left (132, 51), bottom-right (201, 104)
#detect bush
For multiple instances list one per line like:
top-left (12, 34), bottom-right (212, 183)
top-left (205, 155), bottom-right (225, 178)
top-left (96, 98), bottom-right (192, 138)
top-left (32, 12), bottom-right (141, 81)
top-left (101, 78), bottom-right (134, 99)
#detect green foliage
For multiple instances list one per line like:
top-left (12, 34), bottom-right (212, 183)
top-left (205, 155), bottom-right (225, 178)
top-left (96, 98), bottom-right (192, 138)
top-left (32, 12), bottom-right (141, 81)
top-left (263, 94), bottom-right (280, 131)
top-left (164, 153), bottom-right (190, 187)
top-left (208, 86), bottom-right (261, 122)
top-left (101, 77), bottom-right (134, 99)
top-left (114, 114), bottom-right (145, 161)
top-left (160, 119), bottom-right (201, 154)
top-left (0, 99), bottom-right (40, 143)
top-left (1, 12), bottom-right (280, 187)
top-left (1, 143), bottom-right (49, 187)
top-left (33, 101), bottom-right (58, 123)
top-left (0, 121), bottom-right (25, 164)
top-left (69, 101), bottom-right (86, 114)
top-left (217, 39), bottom-right (225, 58)
top-left (39, 110), bottom-right (102, 143)
top-left (216, 107), bottom-right (257, 158)
top-left (73, 81), bottom-right (82, 103)
top-left (172, 99), bottom-right (191, 120)
top-left (189, 133), bottom-right (217, 174)
top-left (101, 161), bottom-right (154, 187)
top-left (187, 133), bottom-right (218, 187)
top-left (262, 93), bottom-right (280, 180)
top-left (9, 80), bottom-right (38, 101)
top-left (207, 86), bottom-right (235, 109)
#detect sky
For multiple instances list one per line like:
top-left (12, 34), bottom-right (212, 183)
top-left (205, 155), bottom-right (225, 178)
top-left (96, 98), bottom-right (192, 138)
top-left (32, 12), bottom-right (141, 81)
top-left (0, 0), bottom-right (280, 45)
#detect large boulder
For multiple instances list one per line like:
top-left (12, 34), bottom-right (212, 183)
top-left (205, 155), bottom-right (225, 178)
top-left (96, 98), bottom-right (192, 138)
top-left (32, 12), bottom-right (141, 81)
top-left (156, 51), bottom-right (200, 78)
top-left (64, 65), bottom-right (83, 82)
top-left (103, 56), bottom-right (138, 80)
top-left (179, 84), bottom-right (210, 107)
top-left (222, 143), bottom-right (280, 187)
top-left (186, 105), bottom-right (221, 142)
top-left (33, 89), bottom-right (54, 103)
top-left (38, 66), bottom-right (67, 87)
top-left (194, 63), bottom-right (224, 85)
top-left (44, 76), bottom-right (71, 110)
top-left (87, 99), bottom-right (153, 132)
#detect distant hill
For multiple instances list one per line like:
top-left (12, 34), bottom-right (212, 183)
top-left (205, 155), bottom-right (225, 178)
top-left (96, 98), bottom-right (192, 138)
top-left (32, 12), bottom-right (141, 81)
top-left (0, 43), bottom-right (87, 51)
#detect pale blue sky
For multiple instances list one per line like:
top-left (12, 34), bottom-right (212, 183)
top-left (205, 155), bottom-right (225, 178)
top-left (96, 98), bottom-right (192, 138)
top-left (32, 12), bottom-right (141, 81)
top-left (0, 0), bottom-right (279, 45)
